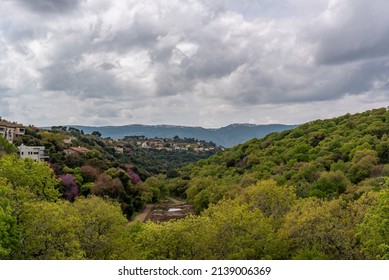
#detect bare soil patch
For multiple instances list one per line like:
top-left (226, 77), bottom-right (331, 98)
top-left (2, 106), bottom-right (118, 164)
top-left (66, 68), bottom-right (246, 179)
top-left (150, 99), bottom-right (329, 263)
top-left (129, 197), bottom-right (195, 224)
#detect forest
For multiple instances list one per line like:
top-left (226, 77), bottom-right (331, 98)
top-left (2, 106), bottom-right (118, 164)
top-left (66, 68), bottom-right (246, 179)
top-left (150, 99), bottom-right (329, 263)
top-left (1, 107), bottom-right (389, 259)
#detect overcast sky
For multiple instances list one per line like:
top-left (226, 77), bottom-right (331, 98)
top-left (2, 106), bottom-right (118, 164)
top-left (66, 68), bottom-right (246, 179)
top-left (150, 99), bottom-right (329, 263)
top-left (1, 0), bottom-right (389, 127)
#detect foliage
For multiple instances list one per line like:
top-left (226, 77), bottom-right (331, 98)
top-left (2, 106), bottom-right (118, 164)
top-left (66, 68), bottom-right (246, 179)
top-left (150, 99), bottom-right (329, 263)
top-left (3, 107), bottom-right (389, 260)
top-left (72, 196), bottom-right (134, 259)
top-left (12, 126), bottom-right (221, 216)
top-left (359, 189), bottom-right (389, 259)
top-left (168, 108), bottom-right (389, 208)
top-left (0, 136), bottom-right (18, 155)
top-left (17, 200), bottom-right (83, 259)
top-left (12, 196), bottom-right (133, 260)
top-left (59, 174), bottom-right (79, 201)
top-left (237, 180), bottom-right (297, 228)
top-left (0, 180), bottom-right (20, 259)
top-left (0, 154), bottom-right (60, 202)
top-left (134, 199), bottom-right (284, 260)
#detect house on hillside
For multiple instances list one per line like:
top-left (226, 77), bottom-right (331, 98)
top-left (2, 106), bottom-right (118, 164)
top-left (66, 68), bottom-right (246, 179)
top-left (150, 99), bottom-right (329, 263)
top-left (141, 142), bottom-right (149, 149)
top-left (18, 144), bottom-right (49, 162)
top-left (64, 146), bottom-right (90, 156)
top-left (0, 121), bottom-right (25, 143)
top-left (114, 146), bottom-right (124, 154)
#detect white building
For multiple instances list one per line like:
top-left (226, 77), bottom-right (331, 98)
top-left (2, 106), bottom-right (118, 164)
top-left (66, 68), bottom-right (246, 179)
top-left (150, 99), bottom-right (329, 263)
top-left (0, 121), bottom-right (25, 143)
top-left (114, 146), bottom-right (124, 154)
top-left (18, 144), bottom-right (49, 162)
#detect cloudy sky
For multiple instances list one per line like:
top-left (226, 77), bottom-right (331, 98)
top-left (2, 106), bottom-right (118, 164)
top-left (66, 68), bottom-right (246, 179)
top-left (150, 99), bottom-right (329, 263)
top-left (1, 0), bottom-right (389, 127)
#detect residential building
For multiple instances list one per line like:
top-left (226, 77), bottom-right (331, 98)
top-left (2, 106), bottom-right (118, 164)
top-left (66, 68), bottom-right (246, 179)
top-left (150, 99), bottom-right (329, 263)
top-left (64, 146), bottom-right (90, 155)
top-left (114, 146), bottom-right (124, 154)
top-left (18, 144), bottom-right (49, 162)
top-left (0, 121), bottom-right (25, 143)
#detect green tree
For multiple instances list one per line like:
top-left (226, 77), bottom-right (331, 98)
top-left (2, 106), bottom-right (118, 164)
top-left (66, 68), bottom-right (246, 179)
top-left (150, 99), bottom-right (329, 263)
top-left (186, 176), bottom-right (219, 213)
top-left (0, 180), bottom-right (20, 259)
top-left (237, 180), bottom-right (296, 228)
top-left (17, 200), bottom-right (83, 260)
top-left (16, 196), bottom-right (132, 260)
top-left (91, 131), bottom-right (102, 138)
top-left (0, 154), bottom-right (60, 202)
top-left (140, 176), bottom-right (167, 203)
top-left (308, 171), bottom-right (349, 199)
top-left (0, 136), bottom-right (18, 155)
top-left (134, 216), bottom-right (213, 260)
top-left (135, 199), bottom-right (284, 260)
top-left (358, 189), bottom-right (389, 259)
top-left (73, 196), bottom-right (133, 259)
top-left (202, 199), bottom-right (283, 259)
top-left (279, 197), bottom-right (364, 259)
top-left (349, 149), bottom-right (379, 184)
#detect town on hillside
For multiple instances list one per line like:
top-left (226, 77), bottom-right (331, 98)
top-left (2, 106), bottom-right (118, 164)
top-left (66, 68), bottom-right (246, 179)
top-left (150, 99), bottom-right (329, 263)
top-left (0, 120), bottom-right (223, 162)
top-left (122, 135), bottom-right (221, 152)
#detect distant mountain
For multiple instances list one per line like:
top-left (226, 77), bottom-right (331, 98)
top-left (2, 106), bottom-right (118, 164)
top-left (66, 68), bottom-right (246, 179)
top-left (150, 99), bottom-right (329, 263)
top-left (55, 123), bottom-right (297, 148)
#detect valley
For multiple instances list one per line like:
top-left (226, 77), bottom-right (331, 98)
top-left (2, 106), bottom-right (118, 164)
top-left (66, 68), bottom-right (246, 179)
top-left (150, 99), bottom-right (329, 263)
top-left (1, 107), bottom-right (389, 260)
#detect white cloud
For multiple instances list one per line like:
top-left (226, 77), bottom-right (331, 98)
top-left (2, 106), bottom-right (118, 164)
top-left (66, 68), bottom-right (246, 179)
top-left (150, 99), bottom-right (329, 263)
top-left (0, 0), bottom-right (388, 127)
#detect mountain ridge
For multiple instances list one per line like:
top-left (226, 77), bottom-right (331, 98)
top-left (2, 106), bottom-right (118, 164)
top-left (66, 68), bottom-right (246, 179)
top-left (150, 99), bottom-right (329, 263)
top-left (48, 123), bottom-right (297, 148)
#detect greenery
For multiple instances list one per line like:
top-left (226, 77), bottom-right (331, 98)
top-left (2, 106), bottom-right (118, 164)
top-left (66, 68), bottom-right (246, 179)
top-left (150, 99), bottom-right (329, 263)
top-left (170, 107), bottom-right (389, 212)
top-left (11, 128), bottom-right (221, 217)
top-left (1, 107), bottom-right (389, 259)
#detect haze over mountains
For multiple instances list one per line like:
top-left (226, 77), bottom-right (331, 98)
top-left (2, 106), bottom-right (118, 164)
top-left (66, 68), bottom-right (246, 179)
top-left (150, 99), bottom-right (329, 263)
top-left (63, 124), bottom-right (297, 148)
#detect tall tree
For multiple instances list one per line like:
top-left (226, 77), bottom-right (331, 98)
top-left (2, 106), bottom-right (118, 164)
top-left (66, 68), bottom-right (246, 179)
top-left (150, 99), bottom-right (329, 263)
top-left (359, 189), bottom-right (389, 259)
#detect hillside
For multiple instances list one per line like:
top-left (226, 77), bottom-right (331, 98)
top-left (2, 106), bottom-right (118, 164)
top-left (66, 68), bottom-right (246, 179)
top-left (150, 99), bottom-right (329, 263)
top-left (2, 108), bottom-right (389, 260)
top-left (131, 107), bottom-right (389, 260)
top-left (166, 107), bottom-right (389, 211)
top-left (5, 126), bottom-right (223, 219)
top-left (56, 123), bottom-right (297, 148)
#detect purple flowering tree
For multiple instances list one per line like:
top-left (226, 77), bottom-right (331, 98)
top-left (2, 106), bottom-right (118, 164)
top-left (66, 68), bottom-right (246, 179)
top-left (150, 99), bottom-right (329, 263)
top-left (127, 168), bottom-right (142, 185)
top-left (59, 174), bottom-right (79, 201)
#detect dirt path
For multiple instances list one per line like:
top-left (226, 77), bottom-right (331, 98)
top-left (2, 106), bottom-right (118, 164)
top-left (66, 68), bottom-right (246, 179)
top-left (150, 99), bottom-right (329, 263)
top-left (128, 204), bottom-right (154, 225)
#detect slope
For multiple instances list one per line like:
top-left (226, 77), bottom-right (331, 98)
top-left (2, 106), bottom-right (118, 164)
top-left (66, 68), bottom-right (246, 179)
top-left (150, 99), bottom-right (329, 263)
top-left (165, 107), bottom-right (389, 212)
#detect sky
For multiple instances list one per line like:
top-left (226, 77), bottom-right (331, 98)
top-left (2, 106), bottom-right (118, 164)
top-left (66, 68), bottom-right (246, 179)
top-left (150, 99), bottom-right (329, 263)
top-left (1, 0), bottom-right (389, 128)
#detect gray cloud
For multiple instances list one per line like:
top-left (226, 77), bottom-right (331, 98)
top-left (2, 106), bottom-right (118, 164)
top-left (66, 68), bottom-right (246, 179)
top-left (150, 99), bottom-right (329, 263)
top-left (15, 0), bottom-right (82, 14)
top-left (0, 0), bottom-right (388, 127)
top-left (99, 63), bottom-right (117, 71)
top-left (310, 0), bottom-right (389, 65)
top-left (40, 62), bottom-right (133, 100)
top-left (0, 86), bottom-right (11, 94)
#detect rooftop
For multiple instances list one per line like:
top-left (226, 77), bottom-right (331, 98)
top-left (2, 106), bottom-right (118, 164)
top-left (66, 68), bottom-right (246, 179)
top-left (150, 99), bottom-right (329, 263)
top-left (0, 120), bottom-right (24, 128)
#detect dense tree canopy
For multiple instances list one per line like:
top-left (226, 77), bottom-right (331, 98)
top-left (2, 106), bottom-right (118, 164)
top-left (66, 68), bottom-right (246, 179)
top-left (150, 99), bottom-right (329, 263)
top-left (2, 107), bottom-right (389, 260)
top-left (168, 108), bottom-right (389, 212)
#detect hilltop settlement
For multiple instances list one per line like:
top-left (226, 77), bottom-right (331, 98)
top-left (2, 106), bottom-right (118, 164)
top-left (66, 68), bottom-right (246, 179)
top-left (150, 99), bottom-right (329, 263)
top-left (0, 120), bottom-right (222, 163)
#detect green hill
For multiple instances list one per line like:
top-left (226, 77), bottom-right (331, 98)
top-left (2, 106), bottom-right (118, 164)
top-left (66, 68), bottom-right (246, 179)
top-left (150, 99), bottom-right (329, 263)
top-left (167, 107), bottom-right (389, 212)
top-left (2, 107), bottom-right (389, 260)
top-left (129, 107), bottom-right (389, 260)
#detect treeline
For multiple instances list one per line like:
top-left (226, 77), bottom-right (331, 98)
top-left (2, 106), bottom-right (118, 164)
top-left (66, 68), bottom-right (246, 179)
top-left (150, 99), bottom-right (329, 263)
top-left (12, 129), bottom-right (161, 218)
top-left (137, 107), bottom-right (389, 259)
top-left (132, 180), bottom-right (388, 260)
top-left (166, 107), bottom-right (389, 212)
top-left (0, 154), bottom-right (134, 259)
top-left (9, 127), bottom-right (219, 217)
top-left (0, 158), bottom-right (386, 259)
top-left (2, 107), bottom-right (389, 259)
